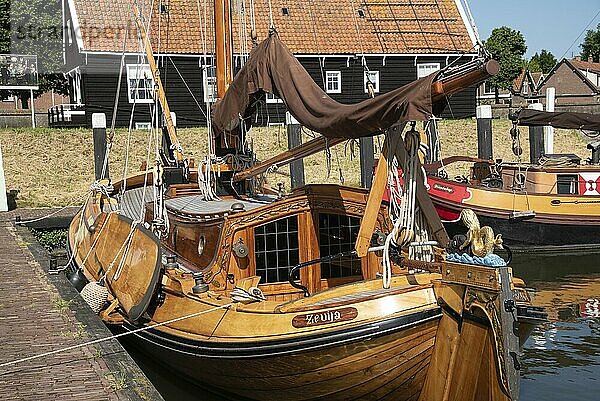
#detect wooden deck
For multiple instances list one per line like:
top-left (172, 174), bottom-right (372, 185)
top-left (0, 209), bottom-right (164, 401)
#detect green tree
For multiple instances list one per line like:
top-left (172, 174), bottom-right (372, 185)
top-left (581, 23), bottom-right (600, 62)
top-left (484, 27), bottom-right (527, 102)
top-left (528, 49), bottom-right (557, 73)
top-left (0, 0), bottom-right (68, 107)
top-left (0, 0), bottom-right (9, 54)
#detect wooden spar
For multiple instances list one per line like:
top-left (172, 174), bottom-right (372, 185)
top-left (132, 1), bottom-right (183, 162)
top-left (355, 138), bottom-right (390, 256)
top-left (232, 60), bottom-right (500, 183)
top-left (234, 136), bottom-right (345, 182)
top-left (214, 0), bottom-right (236, 149)
top-left (214, 0), bottom-right (234, 98)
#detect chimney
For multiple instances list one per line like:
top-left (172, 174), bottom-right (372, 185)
top-left (589, 56), bottom-right (594, 63)
top-left (575, 55), bottom-right (581, 61)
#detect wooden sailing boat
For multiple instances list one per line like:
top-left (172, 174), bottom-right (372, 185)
top-left (425, 109), bottom-right (600, 251)
top-left (66, 1), bottom-right (546, 400)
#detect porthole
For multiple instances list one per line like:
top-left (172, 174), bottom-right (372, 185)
top-left (198, 235), bottom-right (206, 256)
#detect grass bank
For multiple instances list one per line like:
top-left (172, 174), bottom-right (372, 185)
top-left (0, 119), bottom-right (588, 207)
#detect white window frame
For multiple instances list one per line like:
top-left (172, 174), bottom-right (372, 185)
top-left (364, 70), bottom-right (379, 93)
top-left (417, 62), bottom-right (441, 79)
top-left (66, 20), bottom-right (73, 46)
top-left (126, 64), bottom-right (154, 104)
top-left (135, 122), bottom-right (152, 130)
top-left (482, 80), bottom-right (495, 95)
top-left (266, 92), bottom-right (283, 103)
top-left (70, 67), bottom-right (83, 105)
top-left (203, 65), bottom-right (217, 103)
top-left (325, 70), bottom-right (342, 94)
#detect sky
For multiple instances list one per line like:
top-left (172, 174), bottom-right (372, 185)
top-left (468, 0), bottom-right (600, 59)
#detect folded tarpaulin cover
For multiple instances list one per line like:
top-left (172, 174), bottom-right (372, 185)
top-left (212, 32), bottom-right (436, 140)
top-left (515, 109), bottom-right (600, 131)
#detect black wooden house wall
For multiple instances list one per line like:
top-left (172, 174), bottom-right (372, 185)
top-left (74, 53), bottom-right (475, 128)
top-left (255, 55), bottom-right (477, 125)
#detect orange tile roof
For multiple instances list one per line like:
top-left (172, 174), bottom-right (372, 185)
top-left (70, 0), bottom-right (475, 55)
top-left (570, 59), bottom-right (600, 73)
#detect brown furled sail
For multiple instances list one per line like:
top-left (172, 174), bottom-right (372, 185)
top-left (512, 109), bottom-right (600, 131)
top-left (212, 32), bottom-right (437, 140)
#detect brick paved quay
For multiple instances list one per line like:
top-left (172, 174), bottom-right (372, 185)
top-left (0, 208), bottom-right (164, 401)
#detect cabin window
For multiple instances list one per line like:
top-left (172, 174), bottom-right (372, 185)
top-left (557, 174), bottom-right (579, 195)
top-left (325, 71), bottom-right (342, 94)
top-left (364, 70), bottom-right (379, 93)
top-left (126, 64), bottom-right (154, 104)
top-left (203, 65), bottom-right (217, 103)
top-left (255, 216), bottom-right (300, 284)
top-left (318, 213), bottom-right (362, 279)
top-left (266, 92), bottom-right (284, 103)
top-left (417, 63), bottom-right (441, 79)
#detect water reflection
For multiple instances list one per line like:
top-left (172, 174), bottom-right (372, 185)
top-left (512, 252), bottom-right (600, 401)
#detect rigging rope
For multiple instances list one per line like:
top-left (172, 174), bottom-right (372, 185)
top-left (0, 303), bottom-right (233, 370)
top-left (381, 124), bottom-right (428, 287)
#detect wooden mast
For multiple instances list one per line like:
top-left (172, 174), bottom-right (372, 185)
top-left (132, 1), bottom-right (183, 162)
top-left (214, 0), bottom-right (235, 149)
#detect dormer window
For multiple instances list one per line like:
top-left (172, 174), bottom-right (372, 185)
top-left (282, 7), bottom-right (289, 16)
top-left (357, 9), bottom-right (365, 18)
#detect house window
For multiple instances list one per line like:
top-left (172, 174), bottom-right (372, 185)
top-left (318, 213), bottom-right (362, 279)
top-left (364, 70), bottom-right (379, 93)
top-left (266, 92), bottom-right (284, 103)
top-left (70, 68), bottom-right (83, 105)
top-left (325, 71), bottom-right (341, 94)
top-left (417, 63), bottom-right (441, 79)
top-left (126, 64), bottom-right (154, 104)
top-left (203, 65), bottom-right (217, 103)
top-left (255, 216), bottom-right (300, 284)
top-left (483, 81), bottom-right (495, 95)
top-left (66, 20), bottom-right (73, 46)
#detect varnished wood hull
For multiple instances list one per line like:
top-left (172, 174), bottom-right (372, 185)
top-left (67, 182), bottom-right (542, 401)
top-left (124, 311), bottom-right (440, 401)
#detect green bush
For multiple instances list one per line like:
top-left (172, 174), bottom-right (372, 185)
top-left (30, 228), bottom-right (67, 252)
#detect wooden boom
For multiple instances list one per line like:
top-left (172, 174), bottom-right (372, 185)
top-left (132, 1), bottom-right (183, 162)
top-left (232, 60), bottom-right (499, 183)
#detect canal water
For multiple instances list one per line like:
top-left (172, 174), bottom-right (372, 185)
top-left (121, 251), bottom-right (600, 401)
top-left (513, 251), bottom-right (600, 401)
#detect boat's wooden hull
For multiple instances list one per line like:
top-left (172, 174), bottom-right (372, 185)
top-left (67, 184), bottom-right (537, 401)
top-left (427, 176), bottom-right (600, 249)
top-left (125, 311), bottom-right (440, 401)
